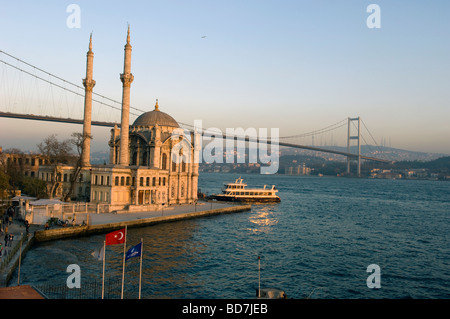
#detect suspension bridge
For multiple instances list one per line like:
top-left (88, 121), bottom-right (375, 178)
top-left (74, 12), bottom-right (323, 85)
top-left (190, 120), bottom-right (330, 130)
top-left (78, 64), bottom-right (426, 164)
top-left (0, 49), bottom-right (391, 176)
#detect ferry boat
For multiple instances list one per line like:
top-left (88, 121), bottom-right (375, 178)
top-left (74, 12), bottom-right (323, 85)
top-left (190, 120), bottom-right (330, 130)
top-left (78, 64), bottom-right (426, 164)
top-left (210, 177), bottom-right (280, 203)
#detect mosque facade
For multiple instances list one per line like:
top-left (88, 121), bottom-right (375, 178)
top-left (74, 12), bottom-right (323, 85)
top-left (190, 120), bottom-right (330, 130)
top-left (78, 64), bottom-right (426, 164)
top-left (37, 27), bottom-right (199, 212)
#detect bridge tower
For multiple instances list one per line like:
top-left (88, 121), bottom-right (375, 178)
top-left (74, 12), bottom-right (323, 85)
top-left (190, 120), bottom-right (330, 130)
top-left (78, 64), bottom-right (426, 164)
top-left (346, 117), bottom-right (361, 177)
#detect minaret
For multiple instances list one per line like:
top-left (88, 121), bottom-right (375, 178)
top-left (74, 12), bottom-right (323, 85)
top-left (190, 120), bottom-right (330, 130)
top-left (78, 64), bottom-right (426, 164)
top-left (119, 25), bottom-right (134, 166)
top-left (81, 33), bottom-right (96, 167)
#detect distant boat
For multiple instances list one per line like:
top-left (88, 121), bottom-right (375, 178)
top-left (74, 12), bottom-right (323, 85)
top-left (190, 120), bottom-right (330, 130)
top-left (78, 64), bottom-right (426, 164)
top-left (210, 177), bottom-right (281, 203)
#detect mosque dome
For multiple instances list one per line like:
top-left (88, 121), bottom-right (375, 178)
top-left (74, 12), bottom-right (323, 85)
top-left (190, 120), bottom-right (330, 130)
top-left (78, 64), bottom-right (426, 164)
top-left (132, 100), bottom-right (179, 128)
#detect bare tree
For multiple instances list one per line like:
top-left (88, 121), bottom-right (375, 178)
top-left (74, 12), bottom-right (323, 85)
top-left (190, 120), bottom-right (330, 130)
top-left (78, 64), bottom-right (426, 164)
top-left (63, 132), bottom-right (92, 201)
top-left (37, 134), bottom-right (73, 199)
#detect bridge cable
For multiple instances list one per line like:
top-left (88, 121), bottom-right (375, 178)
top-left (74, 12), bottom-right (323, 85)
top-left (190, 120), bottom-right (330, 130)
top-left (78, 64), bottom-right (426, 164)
top-left (0, 50), bottom-right (146, 115)
top-left (279, 118), bottom-right (348, 139)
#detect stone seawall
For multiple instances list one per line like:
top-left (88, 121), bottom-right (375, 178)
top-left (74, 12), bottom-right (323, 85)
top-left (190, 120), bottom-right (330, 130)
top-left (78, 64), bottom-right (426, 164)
top-left (34, 204), bottom-right (251, 242)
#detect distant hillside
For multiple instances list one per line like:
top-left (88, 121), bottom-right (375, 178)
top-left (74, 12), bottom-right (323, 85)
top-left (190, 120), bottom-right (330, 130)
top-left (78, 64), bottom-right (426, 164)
top-left (91, 150), bottom-right (109, 164)
top-left (280, 145), bottom-right (448, 162)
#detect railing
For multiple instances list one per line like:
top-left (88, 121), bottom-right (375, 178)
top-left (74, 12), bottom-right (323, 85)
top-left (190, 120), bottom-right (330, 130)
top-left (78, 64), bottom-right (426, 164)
top-left (0, 232), bottom-right (29, 272)
top-left (26, 203), bottom-right (111, 225)
top-left (34, 278), bottom-right (122, 299)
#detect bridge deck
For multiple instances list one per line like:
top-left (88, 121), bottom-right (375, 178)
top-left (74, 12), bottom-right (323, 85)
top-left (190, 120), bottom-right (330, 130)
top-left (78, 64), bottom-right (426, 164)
top-left (0, 111), bottom-right (391, 164)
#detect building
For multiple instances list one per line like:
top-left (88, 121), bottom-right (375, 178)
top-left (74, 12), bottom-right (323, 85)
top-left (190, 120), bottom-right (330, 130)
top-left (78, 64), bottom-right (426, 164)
top-left (285, 163), bottom-right (311, 175)
top-left (0, 147), bottom-right (48, 179)
top-left (38, 27), bottom-right (200, 212)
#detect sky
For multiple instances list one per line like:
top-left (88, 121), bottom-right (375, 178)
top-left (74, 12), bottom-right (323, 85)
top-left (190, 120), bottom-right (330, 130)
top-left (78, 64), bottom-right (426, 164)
top-left (0, 0), bottom-right (449, 155)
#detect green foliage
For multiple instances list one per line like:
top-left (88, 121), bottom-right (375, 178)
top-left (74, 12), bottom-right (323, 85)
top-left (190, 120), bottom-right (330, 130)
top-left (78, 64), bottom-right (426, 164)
top-left (0, 170), bottom-right (10, 193)
top-left (20, 176), bottom-right (47, 198)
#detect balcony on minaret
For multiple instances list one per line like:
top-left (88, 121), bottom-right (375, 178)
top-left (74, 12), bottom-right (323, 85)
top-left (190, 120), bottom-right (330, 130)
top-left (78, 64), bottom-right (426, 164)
top-left (120, 72), bottom-right (134, 87)
top-left (83, 78), bottom-right (96, 91)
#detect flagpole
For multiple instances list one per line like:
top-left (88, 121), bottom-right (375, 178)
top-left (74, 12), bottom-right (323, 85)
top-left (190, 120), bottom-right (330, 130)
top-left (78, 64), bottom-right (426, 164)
top-left (258, 256), bottom-right (261, 298)
top-left (102, 240), bottom-right (106, 299)
top-left (139, 238), bottom-right (143, 299)
top-left (121, 225), bottom-right (127, 299)
top-left (17, 233), bottom-right (23, 286)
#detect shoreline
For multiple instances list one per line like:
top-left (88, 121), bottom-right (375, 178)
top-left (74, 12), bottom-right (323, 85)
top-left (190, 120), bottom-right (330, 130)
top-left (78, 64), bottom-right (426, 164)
top-left (0, 201), bottom-right (251, 289)
top-left (34, 203), bottom-right (251, 242)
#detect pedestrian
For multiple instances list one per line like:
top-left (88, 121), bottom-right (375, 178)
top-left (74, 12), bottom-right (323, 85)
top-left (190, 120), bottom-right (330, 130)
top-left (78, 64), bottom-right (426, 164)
top-left (0, 242), bottom-right (3, 257)
top-left (4, 233), bottom-right (8, 247)
top-left (8, 234), bottom-right (13, 247)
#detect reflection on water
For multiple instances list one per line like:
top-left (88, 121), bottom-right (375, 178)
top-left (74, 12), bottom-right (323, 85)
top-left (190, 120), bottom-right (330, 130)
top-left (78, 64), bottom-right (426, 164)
top-left (247, 206), bottom-right (279, 233)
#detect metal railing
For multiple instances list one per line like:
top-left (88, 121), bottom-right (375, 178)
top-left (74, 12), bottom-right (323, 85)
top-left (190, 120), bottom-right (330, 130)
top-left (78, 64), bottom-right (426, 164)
top-left (0, 232), bottom-right (29, 272)
top-left (34, 278), bottom-right (122, 299)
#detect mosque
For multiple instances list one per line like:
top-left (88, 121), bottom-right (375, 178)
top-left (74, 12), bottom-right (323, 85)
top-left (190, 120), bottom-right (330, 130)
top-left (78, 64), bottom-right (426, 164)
top-left (38, 27), bottom-right (200, 212)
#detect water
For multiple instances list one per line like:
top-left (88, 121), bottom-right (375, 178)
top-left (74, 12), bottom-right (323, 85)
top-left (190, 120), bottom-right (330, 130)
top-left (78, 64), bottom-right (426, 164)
top-left (10, 173), bottom-right (450, 299)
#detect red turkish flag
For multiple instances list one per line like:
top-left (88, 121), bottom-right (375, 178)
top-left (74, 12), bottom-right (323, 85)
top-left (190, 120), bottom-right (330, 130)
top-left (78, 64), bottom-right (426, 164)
top-left (105, 228), bottom-right (126, 246)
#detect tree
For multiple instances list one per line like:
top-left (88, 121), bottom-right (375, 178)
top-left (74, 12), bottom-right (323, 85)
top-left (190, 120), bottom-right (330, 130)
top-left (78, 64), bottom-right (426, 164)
top-left (63, 132), bottom-right (92, 201)
top-left (20, 176), bottom-right (47, 198)
top-left (0, 170), bottom-right (9, 196)
top-left (3, 148), bottom-right (24, 197)
top-left (37, 134), bottom-right (74, 199)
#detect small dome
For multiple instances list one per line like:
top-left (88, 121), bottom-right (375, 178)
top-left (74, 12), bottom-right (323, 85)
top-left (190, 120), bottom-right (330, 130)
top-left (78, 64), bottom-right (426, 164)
top-left (132, 100), bottom-right (179, 128)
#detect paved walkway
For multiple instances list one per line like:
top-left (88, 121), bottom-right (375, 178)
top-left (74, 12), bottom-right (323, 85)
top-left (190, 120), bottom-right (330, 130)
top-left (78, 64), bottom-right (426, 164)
top-left (0, 217), bottom-right (42, 287)
top-left (88, 201), bottom-right (234, 225)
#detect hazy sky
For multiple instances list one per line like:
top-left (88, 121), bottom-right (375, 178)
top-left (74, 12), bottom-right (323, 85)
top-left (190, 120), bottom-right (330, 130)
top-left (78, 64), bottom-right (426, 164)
top-left (0, 0), bottom-right (449, 154)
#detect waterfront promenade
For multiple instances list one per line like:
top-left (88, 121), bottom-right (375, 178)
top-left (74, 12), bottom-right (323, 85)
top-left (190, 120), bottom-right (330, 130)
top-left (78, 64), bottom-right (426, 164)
top-left (0, 200), bottom-right (251, 292)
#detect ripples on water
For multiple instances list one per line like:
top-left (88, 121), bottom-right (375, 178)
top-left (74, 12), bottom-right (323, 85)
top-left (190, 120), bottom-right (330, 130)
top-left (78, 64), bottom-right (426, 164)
top-left (10, 173), bottom-right (450, 299)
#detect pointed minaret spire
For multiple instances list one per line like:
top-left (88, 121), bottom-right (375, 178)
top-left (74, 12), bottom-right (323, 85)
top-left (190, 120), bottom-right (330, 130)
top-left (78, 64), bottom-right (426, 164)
top-left (89, 32), bottom-right (93, 51)
top-left (154, 99), bottom-right (159, 111)
top-left (81, 33), bottom-right (96, 167)
top-left (119, 25), bottom-right (134, 166)
top-left (126, 24), bottom-right (131, 45)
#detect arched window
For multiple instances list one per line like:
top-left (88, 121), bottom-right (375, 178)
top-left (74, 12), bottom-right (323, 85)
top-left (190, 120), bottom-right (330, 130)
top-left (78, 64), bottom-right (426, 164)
top-left (140, 177), bottom-right (144, 186)
top-left (115, 176), bottom-right (119, 186)
top-left (120, 176), bottom-right (124, 186)
top-left (162, 153), bottom-right (167, 170)
top-left (146, 177), bottom-right (150, 186)
top-left (142, 152), bottom-right (148, 166)
top-left (126, 176), bottom-right (130, 186)
top-left (152, 177), bottom-right (156, 186)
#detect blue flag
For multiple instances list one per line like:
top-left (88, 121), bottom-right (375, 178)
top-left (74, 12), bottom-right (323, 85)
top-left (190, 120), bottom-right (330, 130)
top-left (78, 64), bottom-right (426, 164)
top-left (125, 242), bottom-right (142, 261)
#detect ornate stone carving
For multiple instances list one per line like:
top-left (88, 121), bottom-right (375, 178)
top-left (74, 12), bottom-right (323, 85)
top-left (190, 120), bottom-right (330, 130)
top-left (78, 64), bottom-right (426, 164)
top-left (120, 73), bottom-right (134, 87)
top-left (83, 78), bottom-right (96, 91)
